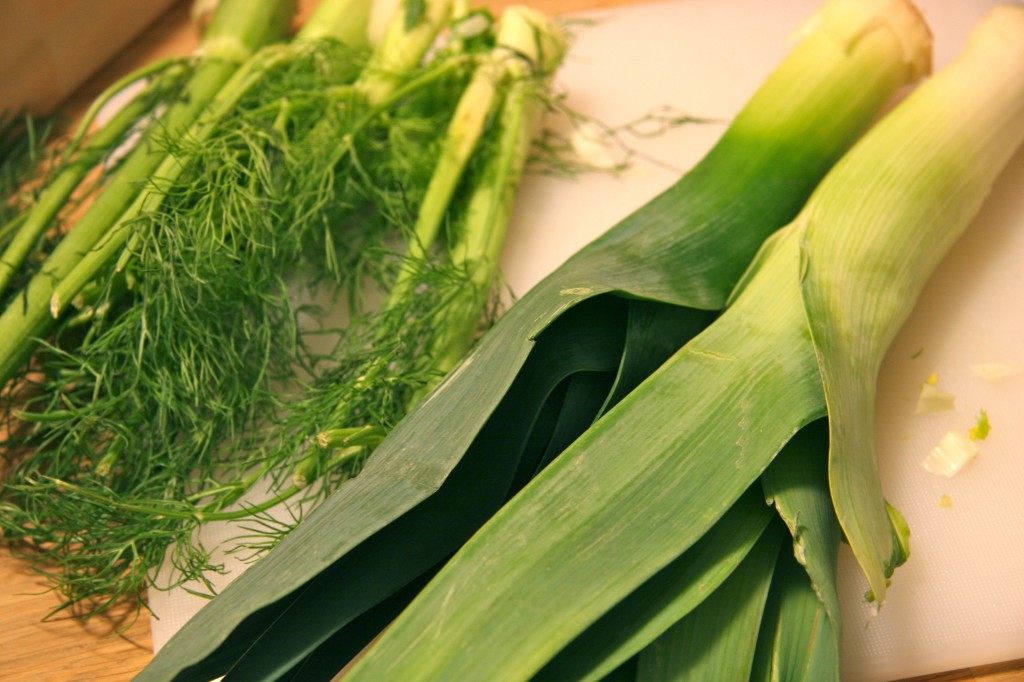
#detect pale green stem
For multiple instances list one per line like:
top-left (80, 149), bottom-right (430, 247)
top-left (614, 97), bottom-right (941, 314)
top-left (425, 66), bottom-right (540, 380)
top-left (0, 0), bottom-right (296, 388)
top-left (421, 8), bottom-right (568, 381)
top-left (385, 52), bottom-right (505, 305)
top-left (297, 0), bottom-right (372, 46)
top-left (355, 0), bottom-right (454, 105)
top-left (0, 67), bottom-right (183, 299)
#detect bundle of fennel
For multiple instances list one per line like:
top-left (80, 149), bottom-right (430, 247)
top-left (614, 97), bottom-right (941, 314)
top-left (136, 0), bottom-right (1024, 680)
top-left (0, 0), bottom-right (569, 620)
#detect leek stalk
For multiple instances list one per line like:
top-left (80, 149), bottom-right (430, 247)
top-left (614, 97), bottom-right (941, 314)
top-left (804, 1), bottom-right (1024, 603)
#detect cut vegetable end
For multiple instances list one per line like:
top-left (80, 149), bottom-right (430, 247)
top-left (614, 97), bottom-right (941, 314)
top-left (202, 0), bottom-right (296, 55)
top-left (357, 0), bottom-right (454, 105)
top-left (922, 430), bottom-right (979, 478)
top-left (496, 5), bottom-right (568, 75)
top-left (297, 0), bottom-right (373, 45)
top-left (915, 382), bottom-right (955, 414)
top-left (792, 0), bottom-right (931, 79)
top-left (735, 0), bottom-right (930, 137)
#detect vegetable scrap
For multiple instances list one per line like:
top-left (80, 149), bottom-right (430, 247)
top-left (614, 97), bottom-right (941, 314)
top-left (922, 430), bottom-right (980, 478)
top-left (916, 381), bottom-right (956, 414)
top-left (969, 408), bottom-right (991, 441)
top-left (971, 362), bottom-right (1022, 383)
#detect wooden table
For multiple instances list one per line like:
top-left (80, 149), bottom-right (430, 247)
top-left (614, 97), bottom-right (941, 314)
top-left (2, 1), bottom-right (1023, 680)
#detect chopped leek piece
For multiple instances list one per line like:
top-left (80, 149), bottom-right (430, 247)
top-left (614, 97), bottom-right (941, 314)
top-left (971, 362), bottom-right (1022, 382)
top-left (916, 382), bottom-right (956, 413)
top-left (570, 121), bottom-right (620, 171)
top-left (922, 430), bottom-right (979, 478)
top-left (938, 494), bottom-right (954, 508)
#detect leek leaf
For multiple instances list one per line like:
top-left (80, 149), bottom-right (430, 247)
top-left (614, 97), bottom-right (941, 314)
top-left (225, 567), bottom-right (440, 682)
top-left (750, 550), bottom-right (839, 682)
top-left (341, 228), bottom-right (824, 681)
top-left (635, 519), bottom-right (784, 682)
top-left (534, 484), bottom-right (774, 682)
top-left (176, 297), bottom-right (631, 681)
top-left (754, 419), bottom-right (841, 681)
top-left (599, 299), bottom-right (716, 416)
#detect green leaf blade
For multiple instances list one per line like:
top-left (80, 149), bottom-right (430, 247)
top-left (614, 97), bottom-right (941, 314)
top-left (535, 485), bottom-right (774, 682)
top-left (755, 419), bottom-right (841, 682)
top-left (635, 520), bottom-right (784, 682)
top-left (342, 233), bottom-right (823, 682)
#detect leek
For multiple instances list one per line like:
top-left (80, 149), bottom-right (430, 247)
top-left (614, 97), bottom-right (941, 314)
top-left (801, 2), bottom-right (1024, 602)
top-left (138, 1), bottom-right (930, 679)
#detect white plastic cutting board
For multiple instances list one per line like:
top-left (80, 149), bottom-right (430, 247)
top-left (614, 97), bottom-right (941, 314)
top-left (151, 2), bottom-right (1024, 680)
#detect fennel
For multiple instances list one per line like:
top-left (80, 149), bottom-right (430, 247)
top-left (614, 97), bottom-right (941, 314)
top-left (0, 58), bottom-right (188, 300)
top-left (0, 0), bottom-right (566, 623)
